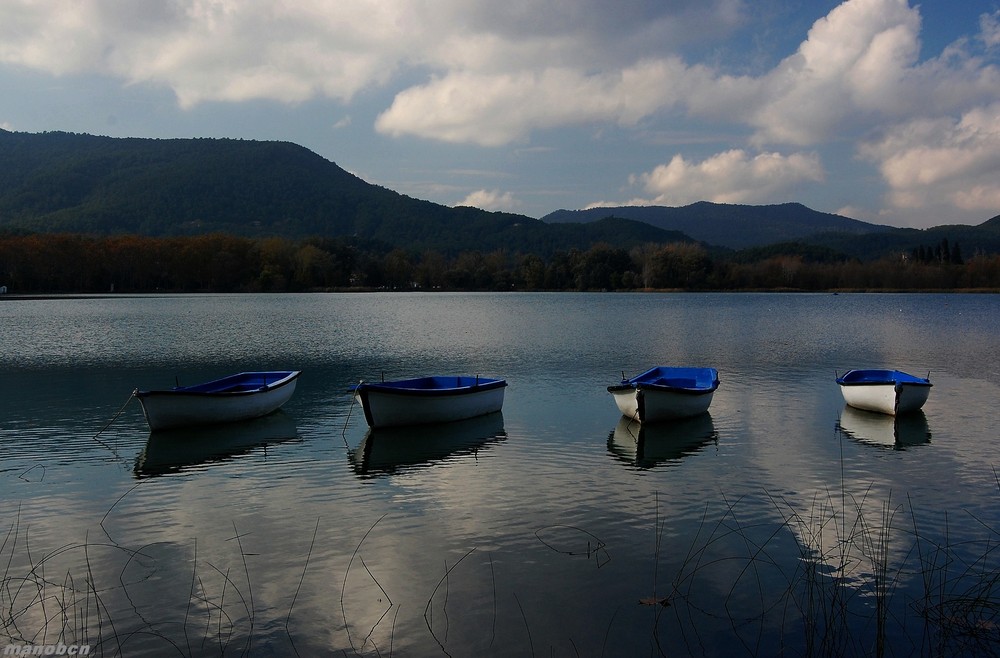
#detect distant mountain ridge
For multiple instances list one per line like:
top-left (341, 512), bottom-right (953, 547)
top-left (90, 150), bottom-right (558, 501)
top-left (0, 130), bottom-right (689, 256)
top-left (542, 202), bottom-right (892, 250)
top-left (2, 129), bottom-right (998, 259)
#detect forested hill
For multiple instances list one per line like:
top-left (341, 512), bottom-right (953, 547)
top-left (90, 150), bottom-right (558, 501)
top-left (0, 130), bottom-right (689, 256)
top-left (542, 202), bottom-right (891, 250)
top-left (3, 130), bottom-right (999, 261)
top-left (543, 204), bottom-right (1000, 258)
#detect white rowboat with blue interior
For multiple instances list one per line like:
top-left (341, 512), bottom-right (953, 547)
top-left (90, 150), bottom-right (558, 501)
top-left (353, 375), bottom-right (507, 428)
top-left (136, 371), bottom-right (300, 431)
top-left (608, 366), bottom-right (720, 423)
top-left (836, 369), bottom-right (931, 415)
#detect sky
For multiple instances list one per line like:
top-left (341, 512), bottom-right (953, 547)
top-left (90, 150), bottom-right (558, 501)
top-left (1, 0), bottom-right (999, 229)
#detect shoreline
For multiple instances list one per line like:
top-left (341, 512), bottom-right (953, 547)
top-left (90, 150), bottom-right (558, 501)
top-left (2, 288), bottom-right (999, 299)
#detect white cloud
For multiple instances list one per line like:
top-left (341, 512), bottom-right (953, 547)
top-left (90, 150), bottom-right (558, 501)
top-left (0, 0), bottom-right (742, 111)
top-left (860, 102), bottom-right (1000, 213)
top-left (622, 149), bottom-right (824, 206)
top-left (744, 0), bottom-right (922, 145)
top-left (0, 0), bottom-right (410, 106)
top-left (374, 0), bottom-right (960, 148)
top-left (456, 189), bottom-right (519, 212)
top-left (745, 1), bottom-right (1000, 148)
top-left (375, 59), bottom-right (692, 146)
top-left (2, 0), bottom-right (993, 150)
top-left (981, 10), bottom-right (1000, 49)
top-left (834, 205), bottom-right (868, 221)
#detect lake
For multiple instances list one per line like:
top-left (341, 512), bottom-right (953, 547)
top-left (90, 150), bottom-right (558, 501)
top-left (1, 292), bottom-right (998, 657)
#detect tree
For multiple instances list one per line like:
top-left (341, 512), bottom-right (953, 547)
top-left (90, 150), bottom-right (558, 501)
top-left (515, 254), bottom-right (546, 290)
top-left (645, 243), bottom-right (712, 289)
top-left (383, 248), bottom-right (414, 289)
top-left (256, 237), bottom-right (296, 291)
top-left (573, 244), bottom-right (632, 290)
top-left (293, 244), bottom-right (336, 289)
top-left (411, 250), bottom-right (446, 289)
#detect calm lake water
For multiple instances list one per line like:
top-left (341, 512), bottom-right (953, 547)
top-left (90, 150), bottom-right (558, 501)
top-left (1, 292), bottom-right (999, 657)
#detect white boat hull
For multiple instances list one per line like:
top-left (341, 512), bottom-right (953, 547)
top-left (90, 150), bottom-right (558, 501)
top-left (138, 379), bottom-right (298, 431)
top-left (838, 382), bottom-right (930, 416)
top-left (610, 387), bottom-right (715, 422)
top-left (357, 386), bottom-right (505, 428)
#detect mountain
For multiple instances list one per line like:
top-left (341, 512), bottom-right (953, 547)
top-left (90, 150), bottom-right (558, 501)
top-left (0, 130), bottom-right (691, 256)
top-left (541, 202), bottom-right (893, 250)
top-left (2, 130), bottom-right (997, 260)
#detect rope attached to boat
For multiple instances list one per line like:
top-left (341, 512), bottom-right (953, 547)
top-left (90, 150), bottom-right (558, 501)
top-left (93, 389), bottom-right (137, 440)
top-left (342, 380), bottom-right (363, 442)
top-left (91, 388), bottom-right (137, 462)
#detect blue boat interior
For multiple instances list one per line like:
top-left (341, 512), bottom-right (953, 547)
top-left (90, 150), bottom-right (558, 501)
top-left (621, 366), bottom-right (720, 391)
top-left (174, 371), bottom-right (296, 394)
top-left (836, 369), bottom-right (931, 386)
top-left (362, 375), bottom-right (505, 392)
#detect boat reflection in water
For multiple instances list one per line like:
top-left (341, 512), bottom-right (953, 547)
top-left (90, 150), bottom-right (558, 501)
top-left (134, 410), bottom-right (300, 478)
top-left (607, 413), bottom-right (717, 469)
top-left (836, 405), bottom-right (931, 450)
top-left (350, 411), bottom-right (506, 477)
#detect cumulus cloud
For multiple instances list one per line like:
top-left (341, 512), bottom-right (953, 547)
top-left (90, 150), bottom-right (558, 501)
top-left (740, 0), bottom-right (922, 145)
top-left (456, 189), bottom-right (519, 212)
top-left (982, 10), bottom-right (1000, 49)
top-left (860, 103), bottom-right (1000, 213)
top-left (735, 1), bottom-right (1000, 152)
top-left (0, 0), bottom-right (411, 106)
top-left (2, 1), bottom-right (993, 149)
top-left (375, 0), bottom-right (998, 150)
top-left (0, 0), bottom-right (740, 110)
top-left (620, 149), bottom-right (824, 206)
top-left (375, 59), bottom-right (694, 146)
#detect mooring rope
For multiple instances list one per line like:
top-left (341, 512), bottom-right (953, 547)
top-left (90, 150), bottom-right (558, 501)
top-left (342, 380), bottom-right (363, 442)
top-left (625, 412), bottom-right (641, 435)
top-left (91, 389), bottom-right (137, 460)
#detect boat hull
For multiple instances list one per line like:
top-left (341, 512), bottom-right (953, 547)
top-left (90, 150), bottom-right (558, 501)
top-left (355, 376), bottom-right (506, 428)
top-left (608, 366), bottom-right (719, 422)
top-left (136, 371), bottom-right (300, 431)
top-left (836, 369), bottom-right (931, 415)
top-left (609, 387), bottom-right (716, 422)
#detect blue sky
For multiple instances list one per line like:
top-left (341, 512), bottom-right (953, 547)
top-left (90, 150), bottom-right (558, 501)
top-left (1, 0), bottom-right (998, 229)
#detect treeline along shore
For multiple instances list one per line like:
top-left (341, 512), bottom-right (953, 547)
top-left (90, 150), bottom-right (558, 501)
top-left (2, 232), bottom-right (999, 294)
